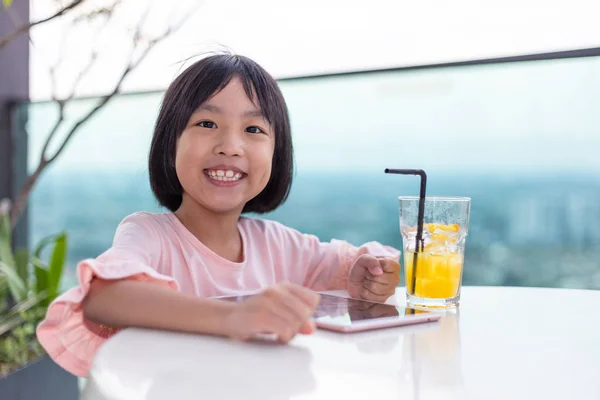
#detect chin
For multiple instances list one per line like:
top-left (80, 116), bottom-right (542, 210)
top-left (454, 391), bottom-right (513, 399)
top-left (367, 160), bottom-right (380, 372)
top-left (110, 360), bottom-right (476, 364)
top-left (202, 199), bottom-right (247, 214)
top-left (210, 205), bottom-right (245, 215)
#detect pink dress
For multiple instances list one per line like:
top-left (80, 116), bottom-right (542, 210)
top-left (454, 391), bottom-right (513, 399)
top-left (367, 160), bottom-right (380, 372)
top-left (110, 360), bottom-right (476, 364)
top-left (36, 212), bottom-right (400, 377)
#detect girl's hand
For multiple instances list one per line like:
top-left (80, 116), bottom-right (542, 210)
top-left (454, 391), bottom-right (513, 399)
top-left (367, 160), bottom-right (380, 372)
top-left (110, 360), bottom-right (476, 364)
top-left (222, 283), bottom-right (320, 343)
top-left (348, 255), bottom-right (401, 302)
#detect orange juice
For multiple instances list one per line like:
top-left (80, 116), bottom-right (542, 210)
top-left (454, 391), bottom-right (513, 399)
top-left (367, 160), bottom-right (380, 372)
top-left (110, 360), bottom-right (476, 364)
top-left (404, 251), bottom-right (463, 298)
top-left (403, 223), bottom-right (464, 299)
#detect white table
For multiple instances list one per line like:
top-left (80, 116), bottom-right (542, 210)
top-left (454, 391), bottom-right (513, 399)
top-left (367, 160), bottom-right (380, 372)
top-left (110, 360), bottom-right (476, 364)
top-left (82, 286), bottom-right (600, 400)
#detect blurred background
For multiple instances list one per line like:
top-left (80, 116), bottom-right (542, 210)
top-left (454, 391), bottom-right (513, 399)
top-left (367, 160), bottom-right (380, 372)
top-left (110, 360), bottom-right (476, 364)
top-left (2, 0), bottom-right (600, 291)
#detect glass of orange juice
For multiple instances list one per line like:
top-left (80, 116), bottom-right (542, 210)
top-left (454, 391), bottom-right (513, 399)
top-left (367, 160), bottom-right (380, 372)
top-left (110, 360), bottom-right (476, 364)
top-left (399, 196), bottom-right (471, 308)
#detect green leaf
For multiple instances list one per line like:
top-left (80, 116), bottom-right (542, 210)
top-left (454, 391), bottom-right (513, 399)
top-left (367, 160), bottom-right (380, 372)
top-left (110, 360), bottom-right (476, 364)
top-left (46, 233), bottom-right (67, 303)
top-left (0, 213), bottom-right (15, 268)
top-left (0, 275), bottom-right (7, 297)
top-left (34, 233), bottom-right (63, 259)
top-left (0, 276), bottom-right (8, 313)
top-left (33, 256), bottom-right (48, 295)
top-left (0, 261), bottom-right (26, 303)
top-left (2, 0), bottom-right (14, 9)
top-left (31, 232), bottom-right (68, 305)
top-left (14, 248), bottom-right (29, 287)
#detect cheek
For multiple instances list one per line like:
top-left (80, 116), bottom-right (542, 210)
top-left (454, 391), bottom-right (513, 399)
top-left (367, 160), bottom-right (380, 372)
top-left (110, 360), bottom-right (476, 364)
top-left (174, 140), bottom-right (185, 172)
top-left (174, 135), bottom-right (197, 185)
top-left (254, 142), bottom-right (274, 181)
top-left (174, 148), bottom-right (187, 189)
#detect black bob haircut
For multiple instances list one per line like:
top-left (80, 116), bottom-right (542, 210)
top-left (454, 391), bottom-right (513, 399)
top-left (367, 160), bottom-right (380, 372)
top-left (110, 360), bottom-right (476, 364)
top-left (148, 54), bottom-right (294, 214)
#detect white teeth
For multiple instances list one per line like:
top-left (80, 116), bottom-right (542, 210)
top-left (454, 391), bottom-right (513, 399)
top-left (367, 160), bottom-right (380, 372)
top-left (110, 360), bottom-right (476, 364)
top-left (206, 169), bottom-right (244, 182)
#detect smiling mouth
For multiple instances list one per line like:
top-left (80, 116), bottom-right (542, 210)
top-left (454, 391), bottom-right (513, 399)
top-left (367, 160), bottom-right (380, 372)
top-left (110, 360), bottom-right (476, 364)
top-left (203, 168), bottom-right (246, 182)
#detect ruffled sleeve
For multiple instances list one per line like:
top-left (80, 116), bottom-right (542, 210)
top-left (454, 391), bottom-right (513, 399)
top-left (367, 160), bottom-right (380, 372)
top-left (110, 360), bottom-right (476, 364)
top-left (301, 237), bottom-right (401, 291)
top-left (36, 213), bottom-right (179, 377)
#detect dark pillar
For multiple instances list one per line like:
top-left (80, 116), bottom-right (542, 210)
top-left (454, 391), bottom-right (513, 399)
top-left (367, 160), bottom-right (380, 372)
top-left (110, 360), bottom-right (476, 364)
top-left (0, 2), bottom-right (29, 248)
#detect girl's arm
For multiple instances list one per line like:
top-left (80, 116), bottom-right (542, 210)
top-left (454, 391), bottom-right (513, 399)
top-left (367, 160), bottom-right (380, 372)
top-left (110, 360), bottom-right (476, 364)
top-left (259, 220), bottom-right (401, 292)
top-left (84, 279), bottom-right (319, 341)
top-left (83, 278), bottom-right (235, 335)
top-left (302, 237), bottom-right (400, 292)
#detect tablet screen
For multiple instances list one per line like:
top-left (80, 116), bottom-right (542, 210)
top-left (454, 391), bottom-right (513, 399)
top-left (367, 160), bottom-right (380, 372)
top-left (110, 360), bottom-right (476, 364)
top-left (219, 293), bottom-right (430, 327)
top-left (312, 294), bottom-right (427, 326)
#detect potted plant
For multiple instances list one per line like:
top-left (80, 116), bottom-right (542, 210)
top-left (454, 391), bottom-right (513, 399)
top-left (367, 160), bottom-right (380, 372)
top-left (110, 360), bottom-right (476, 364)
top-left (0, 201), bottom-right (78, 399)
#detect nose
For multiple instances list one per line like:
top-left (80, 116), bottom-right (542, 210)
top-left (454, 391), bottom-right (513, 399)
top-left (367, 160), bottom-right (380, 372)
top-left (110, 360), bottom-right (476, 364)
top-left (214, 129), bottom-right (244, 157)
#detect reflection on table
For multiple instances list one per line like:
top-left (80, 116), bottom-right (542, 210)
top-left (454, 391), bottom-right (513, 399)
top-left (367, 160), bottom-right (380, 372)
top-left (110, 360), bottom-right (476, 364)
top-left (400, 309), bottom-right (464, 399)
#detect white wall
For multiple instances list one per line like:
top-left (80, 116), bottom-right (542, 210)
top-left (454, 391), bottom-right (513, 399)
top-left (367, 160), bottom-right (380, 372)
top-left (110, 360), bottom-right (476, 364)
top-left (29, 0), bottom-right (600, 100)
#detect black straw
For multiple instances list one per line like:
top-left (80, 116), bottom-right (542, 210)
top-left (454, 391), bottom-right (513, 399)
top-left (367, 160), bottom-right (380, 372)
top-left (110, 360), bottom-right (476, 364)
top-left (384, 168), bottom-right (427, 295)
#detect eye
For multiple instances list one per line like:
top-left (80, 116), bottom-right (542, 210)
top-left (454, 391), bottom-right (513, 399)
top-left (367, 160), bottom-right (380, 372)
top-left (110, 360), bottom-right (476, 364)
top-left (196, 120), bottom-right (217, 129)
top-left (245, 126), bottom-right (265, 134)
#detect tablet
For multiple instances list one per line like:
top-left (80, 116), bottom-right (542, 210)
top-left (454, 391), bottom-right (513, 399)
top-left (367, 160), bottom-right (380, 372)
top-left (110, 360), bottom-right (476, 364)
top-left (219, 293), bottom-right (440, 333)
top-left (311, 294), bottom-right (440, 332)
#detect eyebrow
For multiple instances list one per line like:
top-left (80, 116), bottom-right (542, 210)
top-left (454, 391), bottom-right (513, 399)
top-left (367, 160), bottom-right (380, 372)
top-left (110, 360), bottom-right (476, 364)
top-left (196, 104), bottom-right (264, 118)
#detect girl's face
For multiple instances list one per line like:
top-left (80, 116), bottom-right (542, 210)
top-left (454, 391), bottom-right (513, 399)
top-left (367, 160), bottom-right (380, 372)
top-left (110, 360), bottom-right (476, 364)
top-left (175, 77), bottom-right (275, 214)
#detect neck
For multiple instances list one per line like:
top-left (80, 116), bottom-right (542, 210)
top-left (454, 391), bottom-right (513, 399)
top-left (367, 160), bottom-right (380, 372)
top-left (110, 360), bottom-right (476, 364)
top-left (174, 196), bottom-right (244, 262)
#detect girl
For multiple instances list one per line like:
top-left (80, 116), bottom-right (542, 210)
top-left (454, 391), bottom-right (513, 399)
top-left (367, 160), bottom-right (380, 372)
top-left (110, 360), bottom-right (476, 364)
top-left (36, 54), bottom-right (401, 377)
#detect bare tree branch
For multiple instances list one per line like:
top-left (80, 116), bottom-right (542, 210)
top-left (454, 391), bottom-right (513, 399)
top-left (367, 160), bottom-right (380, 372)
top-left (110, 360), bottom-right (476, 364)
top-left (49, 60), bottom-right (62, 102)
top-left (38, 53), bottom-right (68, 159)
top-left (0, 0), bottom-right (85, 50)
top-left (45, 8), bottom-right (188, 167)
top-left (39, 101), bottom-right (65, 160)
top-left (61, 8), bottom-right (113, 99)
top-left (68, 51), bottom-right (99, 96)
top-left (48, 23), bottom-right (74, 85)
top-left (131, 6), bottom-right (150, 45)
top-left (72, 1), bottom-right (121, 24)
top-left (8, 4), bottom-right (199, 228)
top-left (39, 7), bottom-right (111, 164)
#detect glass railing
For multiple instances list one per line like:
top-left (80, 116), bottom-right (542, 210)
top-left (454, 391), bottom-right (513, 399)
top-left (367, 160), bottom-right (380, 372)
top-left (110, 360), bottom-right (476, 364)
top-left (18, 54), bottom-right (600, 290)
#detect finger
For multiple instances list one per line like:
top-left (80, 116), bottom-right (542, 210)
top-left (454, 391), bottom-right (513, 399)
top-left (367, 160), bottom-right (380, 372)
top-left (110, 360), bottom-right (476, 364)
top-left (360, 286), bottom-right (393, 303)
top-left (366, 259), bottom-right (384, 276)
top-left (274, 322), bottom-right (299, 343)
top-left (258, 307), bottom-right (299, 342)
top-left (299, 320), bottom-right (316, 335)
top-left (349, 255), bottom-right (382, 283)
top-left (273, 286), bottom-right (318, 336)
top-left (284, 297), bottom-right (317, 336)
top-left (276, 289), bottom-right (317, 322)
top-left (378, 258), bottom-right (401, 273)
top-left (266, 296), bottom-right (304, 329)
top-left (265, 288), bottom-right (314, 337)
top-left (239, 304), bottom-right (287, 341)
top-left (348, 261), bottom-right (367, 284)
top-left (367, 271), bottom-right (401, 288)
top-left (267, 308), bottom-right (303, 343)
top-left (283, 282), bottom-right (321, 310)
top-left (365, 271), bottom-right (394, 284)
top-left (363, 278), bottom-right (393, 296)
